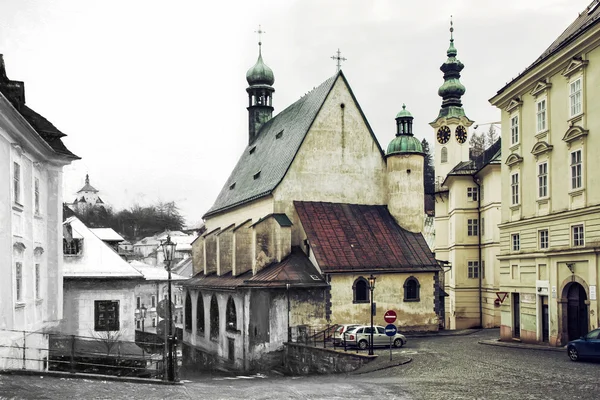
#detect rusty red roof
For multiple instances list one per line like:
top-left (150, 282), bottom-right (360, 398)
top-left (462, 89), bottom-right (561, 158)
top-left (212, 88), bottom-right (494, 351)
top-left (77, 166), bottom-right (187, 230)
top-left (183, 247), bottom-right (328, 290)
top-left (294, 201), bottom-right (439, 273)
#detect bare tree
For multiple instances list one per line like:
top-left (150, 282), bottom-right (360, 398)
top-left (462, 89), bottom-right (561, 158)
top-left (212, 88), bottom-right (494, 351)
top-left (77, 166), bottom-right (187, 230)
top-left (91, 330), bottom-right (123, 356)
top-left (469, 132), bottom-right (486, 159)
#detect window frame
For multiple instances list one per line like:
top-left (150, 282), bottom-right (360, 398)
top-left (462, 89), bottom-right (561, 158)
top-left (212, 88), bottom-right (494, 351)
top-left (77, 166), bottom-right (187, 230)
top-left (352, 277), bottom-right (370, 304)
top-left (539, 229), bottom-right (549, 250)
top-left (94, 300), bottom-right (120, 331)
top-left (569, 77), bottom-right (582, 118)
top-left (467, 218), bottom-right (479, 237)
top-left (572, 224), bottom-right (585, 247)
top-left (467, 187), bottom-right (479, 202)
top-left (536, 97), bottom-right (547, 133)
top-left (511, 172), bottom-right (520, 205)
top-left (185, 292), bottom-right (192, 332)
top-left (537, 161), bottom-right (549, 199)
top-left (15, 261), bottom-right (23, 303)
top-left (511, 233), bottom-right (520, 251)
top-left (467, 261), bottom-right (479, 279)
top-left (196, 292), bottom-right (205, 335)
top-left (13, 162), bottom-right (22, 205)
top-left (403, 277), bottom-right (420, 302)
top-left (441, 147), bottom-right (448, 163)
top-left (570, 149), bottom-right (583, 191)
top-left (510, 114), bottom-right (519, 145)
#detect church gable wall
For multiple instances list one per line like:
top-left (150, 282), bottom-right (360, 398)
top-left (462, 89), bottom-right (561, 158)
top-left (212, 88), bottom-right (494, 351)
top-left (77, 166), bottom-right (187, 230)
top-left (217, 226), bottom-right (234, 276)
top-left (191, 238), bottom-right (204, 276)
top-left (204, 230), bottom-right (219, 275)
top-left (273, 76), bottom-right (387, 246)
top-left (252, 217), bottom-right (291, 274)
top-left (233, 222), bottom-right (253, 276)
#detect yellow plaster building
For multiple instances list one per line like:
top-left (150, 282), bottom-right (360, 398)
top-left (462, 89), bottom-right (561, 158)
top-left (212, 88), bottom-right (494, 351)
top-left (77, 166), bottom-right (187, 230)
top-left (490, 0), bottom-right (600, 345)
top-left (433, 24), bottom-right (501, 329)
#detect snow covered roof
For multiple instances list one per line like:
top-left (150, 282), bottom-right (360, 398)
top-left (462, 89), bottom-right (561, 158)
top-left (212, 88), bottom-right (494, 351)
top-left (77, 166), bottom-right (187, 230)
top-left (90, 228), bottom-right (124, 242)
top-left (63, 217), bottom-right (143, 279)
top-left (128, 260), bottom-right (188, 281)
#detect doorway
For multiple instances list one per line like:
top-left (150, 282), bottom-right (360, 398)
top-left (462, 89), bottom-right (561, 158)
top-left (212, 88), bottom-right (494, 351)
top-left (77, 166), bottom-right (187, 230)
top-left (512, 293), bottom-right (520, 339)
top-left (566, 283), bottom-right (588, 341)
top-left (541, 296), bottom-right (549, 342)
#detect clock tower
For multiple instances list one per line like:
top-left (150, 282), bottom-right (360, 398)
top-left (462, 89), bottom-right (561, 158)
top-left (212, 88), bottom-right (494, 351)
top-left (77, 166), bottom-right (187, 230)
top-left (430, 19), bottom-right (473, 182)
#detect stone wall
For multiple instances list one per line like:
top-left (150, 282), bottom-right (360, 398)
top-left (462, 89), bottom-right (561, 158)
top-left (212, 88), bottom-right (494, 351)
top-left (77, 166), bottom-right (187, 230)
top-left (284, 343), bottom-right (375, 375)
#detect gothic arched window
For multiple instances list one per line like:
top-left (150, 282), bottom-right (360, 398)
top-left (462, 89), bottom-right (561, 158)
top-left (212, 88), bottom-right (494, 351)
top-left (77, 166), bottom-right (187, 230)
top-left (441, 147), bottom-right (448, 163)
top-left (185, 292), bottom-right (192, 331)
top-left (226, 296), bottom-right (237, 332)
top-left (353, 277), bottom-right (370, 304)
top-left (196, 292), bottom-right (205, 335)
top-left (210, 294), bottom-right (219, 340)
top-left (404, 277), bottom-right (421, 301)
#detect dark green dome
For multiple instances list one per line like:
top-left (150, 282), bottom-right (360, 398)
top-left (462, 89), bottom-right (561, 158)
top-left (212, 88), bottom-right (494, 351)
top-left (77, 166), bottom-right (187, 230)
top-left (387, 135), bottom-right (423, 155)
top-left (395, 104), bottom-right (413, 119)
top-left (246, 50), bottom-right (274, 86)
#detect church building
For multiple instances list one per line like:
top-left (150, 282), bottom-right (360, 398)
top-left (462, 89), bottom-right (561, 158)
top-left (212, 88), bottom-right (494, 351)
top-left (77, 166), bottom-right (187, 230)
top-left (182, 36), bottom-right (441, 371)
top-left (70, 174), bottom-right (105, 213)
top-left (432, 22), bottom-right (502, 329)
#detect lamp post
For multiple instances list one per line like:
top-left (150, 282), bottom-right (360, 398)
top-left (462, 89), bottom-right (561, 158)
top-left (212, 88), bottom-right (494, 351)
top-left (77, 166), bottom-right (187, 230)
top-left (368, 274), bottom-right (376, 356)
top-left (161, 235), bottom-right (177, 382)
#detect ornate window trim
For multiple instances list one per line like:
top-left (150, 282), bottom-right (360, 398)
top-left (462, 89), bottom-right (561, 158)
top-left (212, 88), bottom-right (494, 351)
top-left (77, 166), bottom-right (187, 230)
top-left (531, 141), bottom-right (553, 159)
top-left (530, 80), bottom-right (552, 97)
top-left (561, 57), bottom-right (588, 79)
top-left (505, 153), bottom-right (523, 168)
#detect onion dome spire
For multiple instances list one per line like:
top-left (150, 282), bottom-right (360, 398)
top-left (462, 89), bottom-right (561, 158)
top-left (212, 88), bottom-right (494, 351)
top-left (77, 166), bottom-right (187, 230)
top-left (246, 26), bottom-right (275, 86)
top-left (434, 17), bottom-right (469, 121)
top-left (387, 104), bottom-right (423, 155)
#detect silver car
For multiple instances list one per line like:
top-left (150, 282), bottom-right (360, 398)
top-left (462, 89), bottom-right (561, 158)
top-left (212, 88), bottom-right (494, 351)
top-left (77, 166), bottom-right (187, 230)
top-left (332, 324), bottom-right (360, 347)
top-left (344, 325), bottom-right (406, 349)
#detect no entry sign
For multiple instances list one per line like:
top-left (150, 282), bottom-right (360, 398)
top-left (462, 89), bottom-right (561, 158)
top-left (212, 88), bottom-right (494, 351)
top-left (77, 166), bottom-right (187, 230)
top-left (384, 310), bottom-right (397, 324)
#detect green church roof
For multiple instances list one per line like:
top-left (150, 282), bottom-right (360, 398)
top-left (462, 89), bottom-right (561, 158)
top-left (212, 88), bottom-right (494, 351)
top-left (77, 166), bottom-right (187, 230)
top-left (246, 48), bottom-right (274, 86)
top-left (387, 135), bottom-right (423, 155)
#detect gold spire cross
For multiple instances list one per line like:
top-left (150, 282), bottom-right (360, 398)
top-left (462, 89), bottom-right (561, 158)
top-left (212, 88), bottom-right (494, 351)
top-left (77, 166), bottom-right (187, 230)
top-left (255, 25), bottom-right (265, 46)
top-left (331, 48), bottom-right (347, 72)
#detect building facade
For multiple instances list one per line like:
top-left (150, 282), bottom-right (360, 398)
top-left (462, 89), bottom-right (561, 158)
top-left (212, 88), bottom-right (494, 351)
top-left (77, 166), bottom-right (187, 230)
top-left (489, 0), bottom-right (600, 345)
top-left (0, 55), bottom-right (78, 370)
top-left (432, 24), bottom-right (502, 329)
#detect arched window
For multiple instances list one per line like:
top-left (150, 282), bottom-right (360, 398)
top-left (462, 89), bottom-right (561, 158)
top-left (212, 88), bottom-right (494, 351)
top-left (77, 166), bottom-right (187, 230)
top-left (185, 293), bottom-right (192, 331)
top-left (226, 296), bottom-right (237, 331)
top-left (210, 294), bottom-right (219, 340)
top-left (353, 277), bottom-right (370, 304)
top-left (441, 147), bottom-right (448, 163)
top-left (404, 277), bottom-right (421, 301)
top-left (196, 292), bottom-right (205, 335)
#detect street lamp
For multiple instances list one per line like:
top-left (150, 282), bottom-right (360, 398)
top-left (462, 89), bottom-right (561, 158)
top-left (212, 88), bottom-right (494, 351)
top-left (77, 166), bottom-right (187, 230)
top-left (368, 274), bottom-right (376, 356)
top-left (161, 235), bottom-right (177, 382)
top-left (135, 304), bottom-right (147, 332)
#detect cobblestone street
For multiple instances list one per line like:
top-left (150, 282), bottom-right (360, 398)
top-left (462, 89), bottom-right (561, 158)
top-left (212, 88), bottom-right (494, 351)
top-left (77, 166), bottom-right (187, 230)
top-left (1, 329), bottom-right (599, 399)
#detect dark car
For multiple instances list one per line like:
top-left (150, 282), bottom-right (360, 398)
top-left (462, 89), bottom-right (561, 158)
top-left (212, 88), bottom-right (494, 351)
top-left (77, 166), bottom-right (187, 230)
top-left (567, 328), bottom-right (600, 361)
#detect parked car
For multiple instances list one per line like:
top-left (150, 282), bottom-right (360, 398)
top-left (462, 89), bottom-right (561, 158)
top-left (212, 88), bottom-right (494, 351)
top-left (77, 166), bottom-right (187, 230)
top-left (332, 324), bottom-right (360, 347)
top-left (567, 328), bottom-right (600, 361)
top-left (344, 325), bottom-right (406, 349)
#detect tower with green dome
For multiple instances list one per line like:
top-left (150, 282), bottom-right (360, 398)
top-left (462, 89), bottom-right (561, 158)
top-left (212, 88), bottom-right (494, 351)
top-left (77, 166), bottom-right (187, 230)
top-left (246, 31), bottom-right (275, 144)
top-left (386, 104), bottom-right (424, 233)
top-left (430, 19), bottom-right (474, 180)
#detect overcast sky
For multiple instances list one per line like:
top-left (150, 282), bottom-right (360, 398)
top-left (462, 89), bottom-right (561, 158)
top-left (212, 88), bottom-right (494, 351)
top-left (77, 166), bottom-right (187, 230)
top-left (0, 0), bottom-right (592, 224)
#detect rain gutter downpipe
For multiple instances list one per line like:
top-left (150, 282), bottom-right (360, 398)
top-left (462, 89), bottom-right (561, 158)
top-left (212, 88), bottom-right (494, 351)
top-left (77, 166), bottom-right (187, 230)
top-left (473, 175), bottom-right (483, 328)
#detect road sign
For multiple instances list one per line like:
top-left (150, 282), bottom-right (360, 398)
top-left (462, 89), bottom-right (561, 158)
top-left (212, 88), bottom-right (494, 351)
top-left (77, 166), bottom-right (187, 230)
top-left (157, 319), bottom-right (176, 339)
top-left (157, 298), bottom-right (175, 319)
top-left (385, 324), bottom-right (398, 337)
top-left (384, 310), bottom-right (397, 324)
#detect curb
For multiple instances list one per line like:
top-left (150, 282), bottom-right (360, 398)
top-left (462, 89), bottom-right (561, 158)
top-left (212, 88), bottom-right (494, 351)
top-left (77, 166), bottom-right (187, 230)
top-left (405, 329), bottom-right (482, 338)
top-left (478, 339), bottom-right (566, 353)
top-left (0, 369), bottom-right (184, 385)
top-left (350, 357), bottom-right (412, 375)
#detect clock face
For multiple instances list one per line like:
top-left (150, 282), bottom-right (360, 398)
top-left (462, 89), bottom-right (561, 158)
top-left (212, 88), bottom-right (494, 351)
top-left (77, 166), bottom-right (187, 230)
top-left (455, 125), bottom-right (467, 144)
top-left (437, 126), bottom-right (451, 144)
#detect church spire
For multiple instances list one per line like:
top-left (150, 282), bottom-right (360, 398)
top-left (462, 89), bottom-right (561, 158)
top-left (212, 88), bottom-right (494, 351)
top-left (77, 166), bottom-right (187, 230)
top-left (434, 17), bottom-right (469, 122)
top-left (246, 25), bottom-right (275, 144)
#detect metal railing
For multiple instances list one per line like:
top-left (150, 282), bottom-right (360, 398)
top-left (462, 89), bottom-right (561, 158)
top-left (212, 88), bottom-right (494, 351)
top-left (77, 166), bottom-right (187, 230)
top-left (288, 324), bottom-right (372, 353)
top-left (0, 329), bottom-right (176, 380)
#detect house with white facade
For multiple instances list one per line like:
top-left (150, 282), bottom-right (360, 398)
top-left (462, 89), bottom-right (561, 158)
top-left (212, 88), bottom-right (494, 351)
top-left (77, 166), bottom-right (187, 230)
top-left (0, 54), bottom-right (78, 370)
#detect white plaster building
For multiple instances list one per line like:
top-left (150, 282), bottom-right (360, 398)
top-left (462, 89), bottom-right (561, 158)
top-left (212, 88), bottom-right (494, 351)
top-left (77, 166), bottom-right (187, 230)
top-left (0, 54), bottom-right (78, 370)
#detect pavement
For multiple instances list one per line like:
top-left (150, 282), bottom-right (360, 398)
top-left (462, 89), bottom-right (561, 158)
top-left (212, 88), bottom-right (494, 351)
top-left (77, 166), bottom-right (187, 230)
top-left (478, 338), bottom-right (567, 352)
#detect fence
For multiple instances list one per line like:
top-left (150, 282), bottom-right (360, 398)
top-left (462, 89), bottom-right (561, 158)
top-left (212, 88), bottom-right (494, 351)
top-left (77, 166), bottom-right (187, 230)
top-left (0, 329), bottom-right (176, 380)
top-left (290, 324), bottom-right (384, 354)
